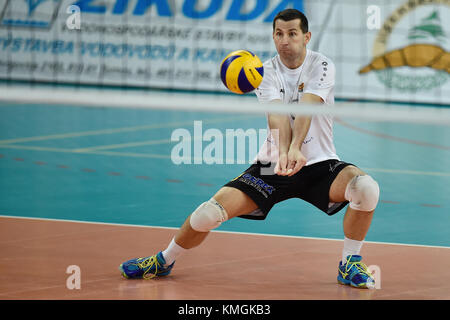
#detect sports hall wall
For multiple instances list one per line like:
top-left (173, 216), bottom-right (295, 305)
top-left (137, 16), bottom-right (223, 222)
top-left (0, 0), bottom-right (448, 105)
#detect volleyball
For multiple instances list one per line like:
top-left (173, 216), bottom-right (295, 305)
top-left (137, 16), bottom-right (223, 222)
top-left (220, 50), bottom-right (264, 94)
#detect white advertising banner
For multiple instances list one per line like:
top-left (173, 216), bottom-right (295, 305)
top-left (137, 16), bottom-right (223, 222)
top-left (0, 0), bottom-right (448, 104)
top-left (313, 0), bottom-right (450, 105)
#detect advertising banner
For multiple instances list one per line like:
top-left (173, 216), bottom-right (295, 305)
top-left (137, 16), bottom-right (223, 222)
top-left (0, 0), bottom-right (448, 104)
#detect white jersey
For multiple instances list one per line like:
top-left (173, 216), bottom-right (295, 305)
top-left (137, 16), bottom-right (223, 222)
top-left (254, 49), bottom-right (339, 166)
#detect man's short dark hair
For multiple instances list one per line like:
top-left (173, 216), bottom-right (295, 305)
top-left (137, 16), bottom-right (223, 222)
top-left (273, 9), bottom-right (308, 34)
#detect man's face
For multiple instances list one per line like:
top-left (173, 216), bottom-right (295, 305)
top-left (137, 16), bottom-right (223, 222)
top-left (273, 18), bottom-right (310, 63)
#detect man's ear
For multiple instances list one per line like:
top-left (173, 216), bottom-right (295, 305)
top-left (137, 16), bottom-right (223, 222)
top-left (304, 31), bottom-right (311, 45)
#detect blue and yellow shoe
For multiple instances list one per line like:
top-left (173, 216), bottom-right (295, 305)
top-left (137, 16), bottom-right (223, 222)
top-left (119, 252), bottom-right (174, 279)
top-left (337, 255), bottom-right (375, 289)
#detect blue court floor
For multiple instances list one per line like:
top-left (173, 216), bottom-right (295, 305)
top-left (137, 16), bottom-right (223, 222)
top-left (0, 101), bottom-right (449, 248)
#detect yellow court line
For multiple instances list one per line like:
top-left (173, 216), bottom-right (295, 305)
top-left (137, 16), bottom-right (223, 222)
top-left (0, 115), bottom-right (261, 145)
top-left (0, 124), bottom-right (172, 144)
top-left (72, 121), bottom-right (262, 152)
top-left (72, 139), bottom-right (173, 152)
top-left (84, 150), bottom-right (172, 159)
top-left (72, 128), bottom-right (248, 152)
top-left (0, 143), bottom-right (214, 162)
top-left (73, 136), bottom-right (206, 152)
top-left (0, 144), bottom-right (172, 159)
top-left (0, 144), bottom-right (228, 162)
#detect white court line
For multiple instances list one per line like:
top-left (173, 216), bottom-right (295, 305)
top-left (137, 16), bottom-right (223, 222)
top-left (0, 215), bottom-right (448, 250)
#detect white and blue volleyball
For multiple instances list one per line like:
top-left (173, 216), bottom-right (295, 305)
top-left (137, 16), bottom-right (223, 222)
top-left (220, 50), bottom-right (264, 94)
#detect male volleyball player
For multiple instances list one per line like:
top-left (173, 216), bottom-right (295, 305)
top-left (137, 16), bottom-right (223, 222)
top-left (119, 9), bottom-right (379, 289)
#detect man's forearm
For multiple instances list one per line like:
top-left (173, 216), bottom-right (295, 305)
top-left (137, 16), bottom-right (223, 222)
top-left (268, 114), bottom-right (292, 154)
top-left (290, 93), bottom-right (322, 151)
top-left (290, 115), bottom-right (312, 150)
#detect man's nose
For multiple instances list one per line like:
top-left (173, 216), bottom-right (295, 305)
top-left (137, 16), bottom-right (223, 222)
top-left (280, 35), bottom-right (289, 45)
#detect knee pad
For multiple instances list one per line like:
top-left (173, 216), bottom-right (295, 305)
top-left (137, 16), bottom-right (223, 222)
top-left (189, 198), bottom-right (229, 232)
top-left (344, 175), bottom-right (380, 212)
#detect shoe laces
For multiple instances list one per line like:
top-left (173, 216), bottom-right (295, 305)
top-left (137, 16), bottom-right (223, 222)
top-left (136, 256), bottom-right (161, 279)
top-left (342, 256), bottom-right (373, 279)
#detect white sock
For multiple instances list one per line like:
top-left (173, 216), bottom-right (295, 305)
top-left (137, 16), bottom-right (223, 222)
top-left (342, 236), bottom-right (363, 264)
top-left (161, 238), bottom-right (186, 267)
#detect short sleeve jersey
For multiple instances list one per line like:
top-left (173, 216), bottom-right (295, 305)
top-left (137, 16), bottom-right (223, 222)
top-left (254, 49), bottom-right (339, 166)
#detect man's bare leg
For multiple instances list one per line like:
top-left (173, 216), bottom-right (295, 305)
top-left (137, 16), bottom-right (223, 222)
top-left (329, 166), bottom-right (376, 260)
top-left (329, 165), bottom-right (379, 288)
top-left (170, 187), bottom-right (258, 253)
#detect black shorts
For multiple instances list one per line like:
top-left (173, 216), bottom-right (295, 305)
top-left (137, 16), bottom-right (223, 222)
top-left (224, 159), bottom-right (354, 220)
